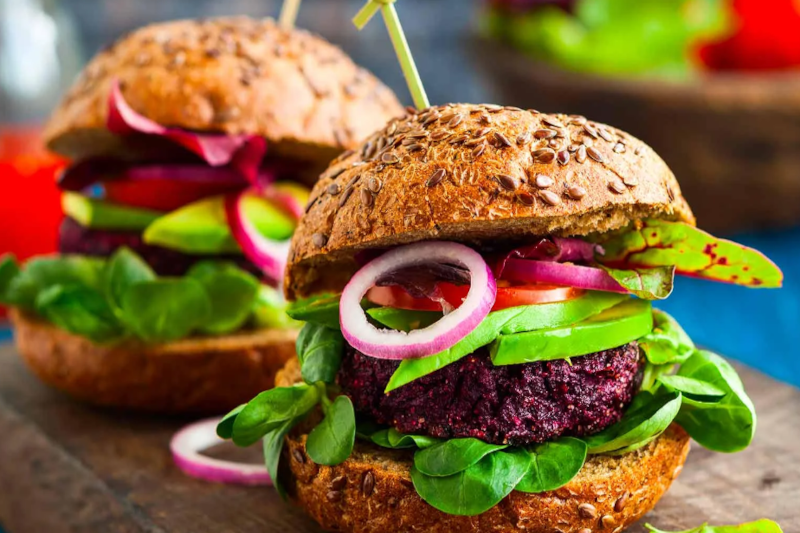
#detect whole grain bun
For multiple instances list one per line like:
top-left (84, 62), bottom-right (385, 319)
top-left (275, 358), bottom-right (691, 533)
top-left (10, 309), bottom-right (297, 414)
top-left (43, 17), bottom-right (404, 165)
top-left (285, 105), bottom-right (695, 299)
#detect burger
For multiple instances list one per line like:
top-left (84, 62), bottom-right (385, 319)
top-left (222, 103), bottom-right (782, 532)
top-left (0, 17), bottom-right (404, 413)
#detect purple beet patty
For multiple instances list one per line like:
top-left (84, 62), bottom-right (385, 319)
top-left (59, 217), bottom-right (259, 277)
top-left (338, 342), bottom-right (643, 445)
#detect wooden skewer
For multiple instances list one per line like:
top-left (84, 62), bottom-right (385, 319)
top-left (279, 0), bottom-right (301, 30)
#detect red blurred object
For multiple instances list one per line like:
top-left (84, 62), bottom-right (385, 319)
top-left (699, 0), bottom-right (800, 70)
top-left (0, 125), bottom-right (65, 318)
top-left (105, 178), bottom-right (243, 212)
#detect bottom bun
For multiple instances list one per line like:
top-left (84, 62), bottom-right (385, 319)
top-left (276, 359), bottom-right (691, 533)
top-left (10, 310), bottom-right (298, 414)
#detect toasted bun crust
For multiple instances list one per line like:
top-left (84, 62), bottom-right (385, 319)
top-left (276, 358), bottom-right (691, 533)
top-left (43, 17), bottom-right (404, 163)
top-left (285, 104), bottom-right (695, 299)
top-left (10, 310), bottom-right (297, 414)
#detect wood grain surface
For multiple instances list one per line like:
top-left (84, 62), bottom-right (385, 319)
top-left (0, 343), bottom-right (797, 532)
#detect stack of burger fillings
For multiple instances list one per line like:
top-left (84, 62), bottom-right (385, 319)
top-left (0, 17), bottom-right (406, 415)
top-left (218, 105), bottom-right (783, 531)
top-left (1, 17), bottom-right (405, 347)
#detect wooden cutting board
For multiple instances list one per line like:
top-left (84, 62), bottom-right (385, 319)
top-left (0, 343), bottom-right (797, 533)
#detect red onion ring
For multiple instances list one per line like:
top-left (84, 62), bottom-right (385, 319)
top-left (170, 418), bottom-right (272, 486)
top-left (225, 188), bottom-right (292, 285)
top-left (553, 238), bottom-right (601, 262)
top-left (340, 242), bottom-right (497, 360)
top-left (494, 238), bottom-right (600, 277)
top-left (106, 79), bottom-right (266, 180)
top-left (502, 259), bottom-right (628, 294)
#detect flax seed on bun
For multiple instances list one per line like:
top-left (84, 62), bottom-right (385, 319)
top-left (274, 358), bottom-right (691, 533)
top-left (43, 17), bottom-right (404, 166)
top-left (285, 104), bottom-right (695, 299)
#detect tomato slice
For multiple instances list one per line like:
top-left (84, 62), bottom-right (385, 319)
top-left (492, 282), bottom-right (584, 309)
top-left (104, 179), bottom-right (244, 212)
top-left (366, 282), bottom-right (584, 312)
top-left (367, 285), bottom-right (452, 312)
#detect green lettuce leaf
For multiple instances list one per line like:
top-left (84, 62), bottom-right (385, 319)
top-left (187, 261), bottom-right (260, 335)
top-left (641, 362), bottom-right (677, 392)
top-left (601, 265), bottom-right (675, 300)
top-left (6, 255), bottom-right (106, 310)
top-left (251, 285), bottom-right (298, 329)
top-left (584, 390), bottom-right (682, 455)
top-left (411, 448), bottom-right (530, 516)
top-left (0, 255), bottom-right (21, 304)
top-left (657, 374), bottom-right (726, 403)
top-left (216, 404), bottom-right (245, 439)
top-left (263, 417), bottom-right (303, 499)
top-left (492, 0), bottom-right (730, 78)
top-left (306, 395), bottom-right (356, 466)
top-left (5, 248), bottom-right (287, 343)
top-left (104, 247), bottom-right (156, 316)
top-left (286, 293), bottom-right (341, 329)
top-left (36, 284), bottom-right (123, 342)
top-left (645, 519), bottom-right (783, 533)
top-left (674, 350), bottom-right (756, 453)
top-left (228, 384), bottom-right (320, 447)
top-left (516, 437), bottom-right (587, 493)
top-left (369, 427), bottom-right (442, 450)
top-left (26, 255), bottom-right (105, 290)
top-left (120, 279), bottom-right (211, 342)
top-left (599, 219), bottom-right (782, 288)
top-left (296, 323), bottom-right (345, 385)
top-left (367, 307), bottom-right (441, 331)
top-left (414, 438), bottom-right (508, 477)
top-left (640, 310), bottom-right (695, 365)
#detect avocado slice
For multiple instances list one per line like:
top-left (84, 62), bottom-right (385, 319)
top-left (143, 194), bottom-right (296, 255)
top-left (62, 192), bottom-right (163, 231)
top-left (272, 181), bottom-right (310, 208)
top-left (490, 299), bottom-right (653, 365)
top-left (384, 291), bottom-right (629, 393)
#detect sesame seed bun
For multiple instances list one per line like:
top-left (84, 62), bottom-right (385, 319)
top-left (285, 104), bottom-right (695, 299)
top-left (42, 17), bottom-right (404, 166)
top-left (10, 309), bottom-right (297, 414)
top-left (274, 358), bottom-right (691, 533)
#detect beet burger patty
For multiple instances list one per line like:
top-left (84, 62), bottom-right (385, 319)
top-left (339, 342), bottom-right (643, 445)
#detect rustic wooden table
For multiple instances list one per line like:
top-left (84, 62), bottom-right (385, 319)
top-left (0, 343), bottom-right (798, 533)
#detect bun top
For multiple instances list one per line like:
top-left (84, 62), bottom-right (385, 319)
top-left (285, 104), bottom-right (695, 299)
top-left (43, 17), bottom-right (405, 162)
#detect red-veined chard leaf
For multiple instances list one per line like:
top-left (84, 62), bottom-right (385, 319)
top-left (600, 265), bottom-right (675, 300)
top-left (599, 219), bottom-right (782, 288)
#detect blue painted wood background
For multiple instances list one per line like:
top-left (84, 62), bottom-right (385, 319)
top-left (658, 227), bottom-right (799, 387)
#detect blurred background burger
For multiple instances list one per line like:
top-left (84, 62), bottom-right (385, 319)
top-left (0, 12), bottom-right (403, 412)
